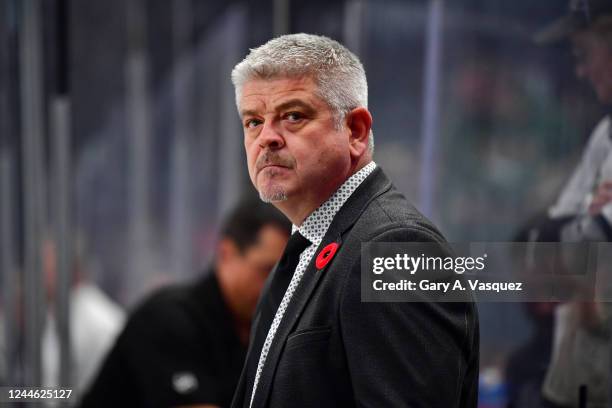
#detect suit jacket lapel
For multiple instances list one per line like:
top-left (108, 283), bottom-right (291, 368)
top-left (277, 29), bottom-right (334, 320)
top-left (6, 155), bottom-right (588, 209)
top-left (251, 167), bottom-right (393, 408)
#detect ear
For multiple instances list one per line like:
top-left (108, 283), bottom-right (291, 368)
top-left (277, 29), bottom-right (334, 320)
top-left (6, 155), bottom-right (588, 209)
top-left (346, 107), bottom-right (372, 160)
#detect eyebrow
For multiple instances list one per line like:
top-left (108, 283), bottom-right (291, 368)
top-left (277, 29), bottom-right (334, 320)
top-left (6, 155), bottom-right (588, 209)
top-left (275, 99), bottom-right (316, 115)
top-left (240, 99), bottom-right (316, 118)
top-left (240, 109), bottom-right (259, 119)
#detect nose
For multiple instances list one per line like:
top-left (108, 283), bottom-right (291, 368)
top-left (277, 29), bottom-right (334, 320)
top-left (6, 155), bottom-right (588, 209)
top-left (258, 122), bottom-right (285, 150)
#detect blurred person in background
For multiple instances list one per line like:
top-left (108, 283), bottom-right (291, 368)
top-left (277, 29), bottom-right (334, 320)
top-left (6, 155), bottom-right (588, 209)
top-left (79, 199), bottom-right (290, 408)
top-left (535, 0), bottom-right (612, 243)
top-left (41, 236), bottom-right (126, 397)
top-left (530, 1), bottom-right (612, 407)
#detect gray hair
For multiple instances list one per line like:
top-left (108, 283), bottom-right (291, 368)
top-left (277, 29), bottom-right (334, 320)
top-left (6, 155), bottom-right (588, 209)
top-left (231, 33), bottom-right (374, 153)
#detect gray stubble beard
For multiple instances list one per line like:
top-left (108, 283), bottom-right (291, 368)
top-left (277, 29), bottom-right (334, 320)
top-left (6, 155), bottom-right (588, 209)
top-left (259, 187), bottom-right (288, 203)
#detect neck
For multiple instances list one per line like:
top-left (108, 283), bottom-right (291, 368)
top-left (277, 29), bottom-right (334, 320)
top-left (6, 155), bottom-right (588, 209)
top-left (274, 185), bottom-right (339, 226)
top-left (215, 268), bottom-right (251, 346)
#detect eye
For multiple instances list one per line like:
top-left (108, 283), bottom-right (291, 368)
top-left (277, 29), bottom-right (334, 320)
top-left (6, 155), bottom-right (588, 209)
top-left (284, 112), bottom-right (304, 122)
top-left (244, 118), bottom-right (262, 129)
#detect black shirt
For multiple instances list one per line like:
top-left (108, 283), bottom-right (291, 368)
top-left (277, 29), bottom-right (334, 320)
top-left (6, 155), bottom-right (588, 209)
top-left (80, 271), bottom-right (246, 408)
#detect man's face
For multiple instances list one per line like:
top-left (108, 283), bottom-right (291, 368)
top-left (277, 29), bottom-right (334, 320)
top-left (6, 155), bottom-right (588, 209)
top-left (229, 225), bottom-right (288, 320)
top-left (572, 30), bottom-right (612, 103)
top-left (239, 76), bottom-right (352, 215)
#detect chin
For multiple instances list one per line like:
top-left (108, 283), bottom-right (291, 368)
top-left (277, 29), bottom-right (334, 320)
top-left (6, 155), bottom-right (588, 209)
top-left (258, 186), bottom-right (288, 203)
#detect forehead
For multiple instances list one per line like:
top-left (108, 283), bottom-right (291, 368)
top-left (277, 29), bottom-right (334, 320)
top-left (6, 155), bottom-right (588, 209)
top-left (239, 76), bottom-right (324, 113)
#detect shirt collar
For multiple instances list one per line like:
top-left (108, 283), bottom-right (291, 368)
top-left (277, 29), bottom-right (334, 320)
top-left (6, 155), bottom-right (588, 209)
top-left (292, 161), bottom-right (377, 244)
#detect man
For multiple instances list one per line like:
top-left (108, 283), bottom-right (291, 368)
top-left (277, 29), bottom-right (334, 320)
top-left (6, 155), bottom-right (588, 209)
top-left (230, 33), bottom-right (479, 408)
top-left (80, 199), bottom-right (290, 408)
top-left (535, 0), bottom-right (612, 241)
top-left (533, 2), bottom-right (612, 406)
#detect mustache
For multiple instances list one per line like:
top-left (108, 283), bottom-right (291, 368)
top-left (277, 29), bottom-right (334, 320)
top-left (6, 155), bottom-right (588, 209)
top-left (256, 150), bottom-right (295, 172)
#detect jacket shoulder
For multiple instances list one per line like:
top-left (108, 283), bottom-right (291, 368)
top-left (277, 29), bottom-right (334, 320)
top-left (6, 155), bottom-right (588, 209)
top-left (350, 186), bottom-right (446, 244)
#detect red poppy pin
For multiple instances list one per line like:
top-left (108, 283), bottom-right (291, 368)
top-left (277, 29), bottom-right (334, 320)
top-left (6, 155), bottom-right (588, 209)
top-left (316, 242), bottom-right (339, 270)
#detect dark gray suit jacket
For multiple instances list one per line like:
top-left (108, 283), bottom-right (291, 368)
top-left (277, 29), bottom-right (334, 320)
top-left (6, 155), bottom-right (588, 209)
top-left (232, 167), bottom-right (479, 408)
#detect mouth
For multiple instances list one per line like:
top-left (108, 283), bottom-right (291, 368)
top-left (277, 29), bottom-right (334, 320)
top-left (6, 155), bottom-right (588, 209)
top-left (258, 164), bottom-right (289, 174)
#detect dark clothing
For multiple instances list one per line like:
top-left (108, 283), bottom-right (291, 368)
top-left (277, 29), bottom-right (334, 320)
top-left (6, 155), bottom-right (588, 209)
top-left (232, 167), bottom-right (480, 408)
top-left (506, 319), bottom-right (555, 408)
top-left (80, 272), bottom-right (246, 408)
